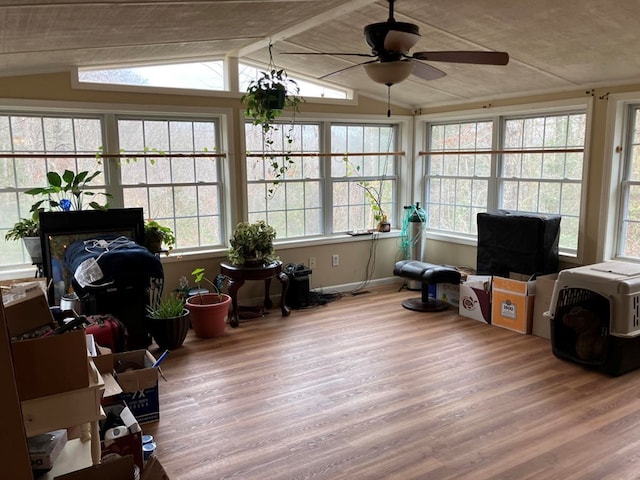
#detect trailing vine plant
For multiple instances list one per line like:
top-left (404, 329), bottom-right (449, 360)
top-left (241, 44), bottom-right (303, 197)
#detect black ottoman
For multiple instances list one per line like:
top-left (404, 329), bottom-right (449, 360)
top-left (394, 260), bottom-right (461, 312)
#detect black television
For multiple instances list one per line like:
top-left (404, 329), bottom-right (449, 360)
top-left (38, 208), bottom-right (145, 306)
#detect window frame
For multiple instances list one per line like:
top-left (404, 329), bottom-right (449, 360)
top-left (243, 117), bottom-right (408, 240)
top-left (417, 97), bottom-right (593, 261)
top-left (0, 100), bottom-right (235, 279)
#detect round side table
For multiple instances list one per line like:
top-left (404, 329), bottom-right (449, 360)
top-left (220, 260), bottom-right (290, 327)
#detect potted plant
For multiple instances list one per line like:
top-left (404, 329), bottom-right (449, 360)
top-left (241, 46), bottom-right (303, 197)
top-left (343, 156), bottom-right (391, 232)
top-left (145, 294), bottom-right (191, 350)
top-left (144, 219), bottom-right (176, 254)
top-left (5, 169), bottom-right (111, 265)
top-left (185, 268), bottom-right (232, 338)
top-left (228, 220), bottom-right (277, 266)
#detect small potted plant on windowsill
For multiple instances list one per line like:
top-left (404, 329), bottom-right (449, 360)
top-left (228, 220), bottom-right (277, 266)
top-left (242, 46), bottom-right (303, 197)
top-left (185, 268), bottom-right (231, 338)
top-left (144, 219), bottom-right (176, 255)
top-left (343, 156), bottom-right (391, 232)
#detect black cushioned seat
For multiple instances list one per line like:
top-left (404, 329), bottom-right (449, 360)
top-left (394, 260), bottom-right (461, 312)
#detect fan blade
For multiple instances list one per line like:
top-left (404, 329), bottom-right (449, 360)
top-left (410, 60), bottom-right (447, 81)
top-left (412, 51), bottom-right (509, 65)
top-left (281, 52), bottom-right (375, 58)
top-left (319, 60), bottom-right (378, 80)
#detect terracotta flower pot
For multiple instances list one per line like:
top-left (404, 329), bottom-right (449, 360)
top-left (185, 293), bottom-right (232, 338)
top-left (145, 308), bottom-right (191, 350)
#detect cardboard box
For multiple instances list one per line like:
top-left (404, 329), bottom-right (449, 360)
top-left (11, 328), bottom-right (89, 400)
top-left (28, 429), bottom-right (68, 470)
top-left (2, 284), bottom-right (54, 337)
top-left (532, 273), bottom-right (558, 339)
top-left (459, 275), bottom-right (492, 324)
top-left (141, 456), bottom-right (172, 480)
top-left (113, 350), bottom-right (160, 424)
top-left (55, 454), bottom-right (135, 480)
top-left (101, 403), bottom-right (143, 471)
top-left (491, 274), bottom-right (536, 334)
top-left (436, 283), bottom-right (460, 307)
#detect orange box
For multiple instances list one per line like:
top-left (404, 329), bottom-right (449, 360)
top-left (491, 275), bottom-right (536, 334)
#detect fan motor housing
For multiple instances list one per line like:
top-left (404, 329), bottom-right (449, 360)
top-left (364, 21), bottom-right (420, 58)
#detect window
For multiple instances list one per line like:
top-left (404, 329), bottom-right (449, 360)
top-left (331, 124), bottom-right (397, 233)
top-left (426, 120), bottom-right (493, 235)
top-left (500, 113), bottom-right (585, 251)
top-left (0, 114), bottom-right (105, 268)
top-left (245, 122), bottom-right (398, 238)
top-left (424, 109), bottom-right (586, 253)
top-left (78, 61), bottom-right (225, 91)
top-left (239, 63), bottom-right (350, 99)
top-left (118, 118), bottom-right (223, 250)
top-left (246, 122), bottom-right (322, 237)
top-left (618, 105), bottom-right (640, 258)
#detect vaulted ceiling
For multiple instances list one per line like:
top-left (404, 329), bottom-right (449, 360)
top-left (1, 0), bottom-right (639, 108)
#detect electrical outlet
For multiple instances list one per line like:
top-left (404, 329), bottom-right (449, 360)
top-left (309, 257), bottom-right (317, 269)
top-left (332, 254), bottom-right (339, 267)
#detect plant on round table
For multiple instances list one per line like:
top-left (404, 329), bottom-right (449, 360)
top-left (227, 220), bottom-right (277, 266)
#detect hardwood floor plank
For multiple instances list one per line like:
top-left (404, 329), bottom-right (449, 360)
top-left (142, 285), bottom-right (640, 479)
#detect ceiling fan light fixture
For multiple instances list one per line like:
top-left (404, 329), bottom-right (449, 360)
top-left (364, 60), bottom-right (415, 85)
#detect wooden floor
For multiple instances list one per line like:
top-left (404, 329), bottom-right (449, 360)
top-left (144, 285), bottom-right (640, 480)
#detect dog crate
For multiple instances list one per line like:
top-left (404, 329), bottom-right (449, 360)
top-left (547, 261), bottom-right (640, 375)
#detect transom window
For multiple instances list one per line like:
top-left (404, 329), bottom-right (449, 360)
top-left (118, 118), bottom-right (223, 250)
top-left (78, 61), bottom-right (225, 91)
top-left (424, 109), bottom-right (586, 253)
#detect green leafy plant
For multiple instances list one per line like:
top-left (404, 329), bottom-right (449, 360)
top-left (5, 169), bottom-right (111, 241)
top-left (144, 219), bottom-right (176, 253)
top-left (5, 217), bottom-right (39, 241)
top-left (343, 156), bottom-right (388, 226)
top-left (241, 46), bottom-right (303, 197)
top-left (191, 267), bottom-right (223, 302)
top-left (227, 220), bottom-right (277, 266)
top-left (146, 294), bottom-right (186, 319)
top-left (26, 169), bottom-right (111, 215)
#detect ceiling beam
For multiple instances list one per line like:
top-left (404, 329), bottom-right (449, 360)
top-left (233, 0), bottom-right (380, 58)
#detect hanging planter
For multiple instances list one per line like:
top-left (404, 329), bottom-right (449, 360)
top-left (241, 44), bottom-right (303, 197)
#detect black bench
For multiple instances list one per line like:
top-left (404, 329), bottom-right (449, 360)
top-left (394, 260), bottom-right (461, 312)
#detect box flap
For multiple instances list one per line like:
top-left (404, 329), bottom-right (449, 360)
top-left (11, 329), bottom-right (89, 400)
top-left (55, 454), bottom-right (135, 480)
top-left (114, 350), bottom-right (158, 392)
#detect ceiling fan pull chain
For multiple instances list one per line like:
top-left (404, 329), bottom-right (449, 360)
top-left (387, 85), bottom-right (392, 117)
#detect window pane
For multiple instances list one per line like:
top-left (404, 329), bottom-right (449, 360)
top-left (79, 61), bottom-right (225, 91)
top-left (501, 112), bottom-right (586, 252)
top-left (425, 120), bottom-right (492, 234)
top-left (118, 118), bottom-right (222, 249)
top-left (331, 124), bottom-right (397, 232)
top-left (1, 114), bottom-right (104, 269)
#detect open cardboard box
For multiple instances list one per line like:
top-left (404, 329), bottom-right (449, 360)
top-left (491, 273), bottom-right (536, 334)
top-left (98, 349), bottom-right (160, 424)
top-left (54, 454), bottom-right (135, 480)
top-left (11, 328), bottom-right (90, 401)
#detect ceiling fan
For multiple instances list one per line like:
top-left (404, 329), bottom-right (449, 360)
top-left (285, 0), bottom-right (509, 91)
